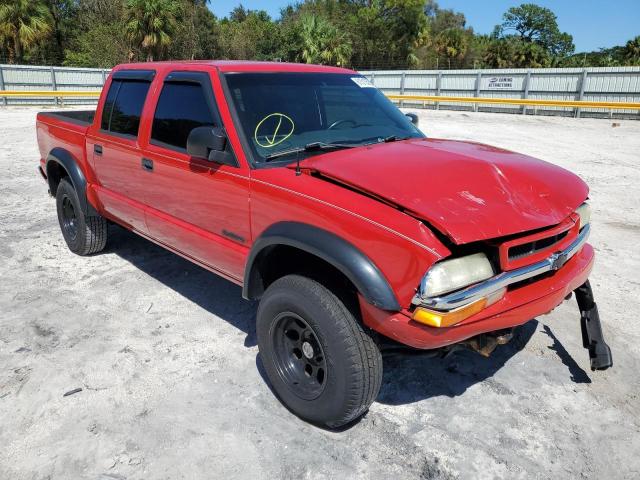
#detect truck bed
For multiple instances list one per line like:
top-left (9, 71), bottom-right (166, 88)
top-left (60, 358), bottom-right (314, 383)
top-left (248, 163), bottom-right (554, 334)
top-left (37, 110), bottom-right (96, 127)
top-left (36, 110), bottom-right (96, 180)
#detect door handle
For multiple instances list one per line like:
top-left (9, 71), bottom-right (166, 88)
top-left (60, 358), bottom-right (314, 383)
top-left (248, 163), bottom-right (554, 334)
top-left (141, 158), bottom-right (154, 171)
top-left (94, 144), bottom-right (103, 155)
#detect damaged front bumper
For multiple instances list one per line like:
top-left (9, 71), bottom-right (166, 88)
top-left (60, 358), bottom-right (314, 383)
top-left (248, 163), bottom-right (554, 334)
top-left (413, 224), bottom-right (592, 312)
top-left (362, 240), bottom-right (613, 370)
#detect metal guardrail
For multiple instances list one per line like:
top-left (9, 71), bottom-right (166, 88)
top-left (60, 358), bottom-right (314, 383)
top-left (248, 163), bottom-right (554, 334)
top-left (0, 90), bottom-right (101, 97)
top-left (1, 90), bottom-right (639, 111)
top-left (364, 67), bottom-right (640, 118)
top-left (387, 94), bottom-right (640, 110)
top-left (2, 65), bottom-right (639, 118)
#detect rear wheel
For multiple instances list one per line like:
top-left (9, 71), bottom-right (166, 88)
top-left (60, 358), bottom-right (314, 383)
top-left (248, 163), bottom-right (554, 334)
top-left (56, 177), bottom-right (107, 255)
top-left (257, 274), bottom-right (382, 428)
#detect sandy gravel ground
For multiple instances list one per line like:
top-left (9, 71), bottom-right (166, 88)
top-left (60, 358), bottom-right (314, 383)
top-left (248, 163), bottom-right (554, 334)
top-left (1, 106), bottom-right (639, 480)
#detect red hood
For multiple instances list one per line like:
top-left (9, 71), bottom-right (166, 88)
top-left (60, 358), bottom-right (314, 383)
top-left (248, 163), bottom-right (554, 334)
top-left (302, 138), bottom-right (588, 244)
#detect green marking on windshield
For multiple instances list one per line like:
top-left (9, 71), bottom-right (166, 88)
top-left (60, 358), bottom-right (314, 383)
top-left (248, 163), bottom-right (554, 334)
top-left (254, 113), bottom-right (295, 148)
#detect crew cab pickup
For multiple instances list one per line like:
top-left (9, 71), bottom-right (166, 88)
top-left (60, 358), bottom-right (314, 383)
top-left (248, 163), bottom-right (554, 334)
top-left (36, 61), bottom-right (612, 427)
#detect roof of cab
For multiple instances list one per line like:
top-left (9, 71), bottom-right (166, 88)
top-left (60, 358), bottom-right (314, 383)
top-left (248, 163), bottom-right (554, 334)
top-left (111, 60), bottom-right (355, 74)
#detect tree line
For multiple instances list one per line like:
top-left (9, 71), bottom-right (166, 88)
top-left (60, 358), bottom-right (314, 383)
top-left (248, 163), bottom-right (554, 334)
top-left (1, 0), bottom-right (639, 70)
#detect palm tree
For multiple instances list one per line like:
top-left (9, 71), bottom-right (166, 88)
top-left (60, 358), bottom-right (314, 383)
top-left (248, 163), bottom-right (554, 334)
top-left (0, 0), bottom-right (52, 62)
top-left (434, 28), bottom-right (469, 68)
top-left (624, 36), bottom-right (640, 65)
top-left (125, 0), bottom-right (180, 62)
top-left (300, 14), bottom-right (351, 66)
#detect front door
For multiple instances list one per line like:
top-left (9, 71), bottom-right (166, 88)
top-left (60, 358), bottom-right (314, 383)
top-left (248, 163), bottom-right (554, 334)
top-left (140, 70), bottom-right (250, 282)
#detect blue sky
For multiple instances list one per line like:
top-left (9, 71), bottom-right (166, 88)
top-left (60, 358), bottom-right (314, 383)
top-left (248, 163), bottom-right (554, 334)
top-left (208, 0), bottom-right (640, 52)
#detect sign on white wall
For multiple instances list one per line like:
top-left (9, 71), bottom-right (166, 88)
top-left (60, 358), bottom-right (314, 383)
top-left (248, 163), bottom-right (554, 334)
top-left (487, 76), bottom-right (514, 90)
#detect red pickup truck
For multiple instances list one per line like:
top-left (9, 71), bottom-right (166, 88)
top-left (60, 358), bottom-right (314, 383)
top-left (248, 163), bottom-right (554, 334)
top-left (36, 61), bottom-right (611, 427)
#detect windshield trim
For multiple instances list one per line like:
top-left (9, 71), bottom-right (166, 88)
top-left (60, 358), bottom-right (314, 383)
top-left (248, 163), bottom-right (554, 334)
top-left (219, 72), bottom-right (262, 169)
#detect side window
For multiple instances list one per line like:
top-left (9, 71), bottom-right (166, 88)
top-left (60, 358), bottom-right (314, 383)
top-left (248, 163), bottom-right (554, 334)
top-left (151, 82), bottom-right (215, 150)
top-left (100, 80), bottom-right (120, 130)
top-left (100, 79), bottom-right (151, 137)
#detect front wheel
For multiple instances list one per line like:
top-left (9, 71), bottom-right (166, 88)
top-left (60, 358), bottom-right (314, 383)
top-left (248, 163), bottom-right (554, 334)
top-left (257, 274), bottom-right (382, 428)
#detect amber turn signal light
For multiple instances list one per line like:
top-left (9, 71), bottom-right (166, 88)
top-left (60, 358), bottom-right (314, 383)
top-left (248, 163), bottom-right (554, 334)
top-left (412, 298), bottom-right (488, 328)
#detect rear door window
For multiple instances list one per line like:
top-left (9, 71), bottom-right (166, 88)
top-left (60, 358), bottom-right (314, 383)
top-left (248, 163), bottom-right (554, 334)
top-left (151, 81), bottom-right (216, 150)
top-left (100, 78), bottom-right (151, 137)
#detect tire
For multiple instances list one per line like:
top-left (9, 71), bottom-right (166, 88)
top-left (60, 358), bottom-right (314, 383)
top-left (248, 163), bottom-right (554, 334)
top-left (257, 274), bottom-right (382, 428)
top-left (55, 177), bottom-right (107, 256)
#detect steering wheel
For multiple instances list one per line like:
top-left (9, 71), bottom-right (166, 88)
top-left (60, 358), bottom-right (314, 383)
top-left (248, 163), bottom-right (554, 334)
top-left (328, 119), bottom-right (358, 130)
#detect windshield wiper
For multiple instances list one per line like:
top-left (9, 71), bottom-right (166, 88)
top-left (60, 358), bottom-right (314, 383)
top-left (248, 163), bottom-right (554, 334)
top-left (350, 135), bottom-right (412, 147)
top-left (383, 135), bottom-right (409, 143)
top-left (264, 142), bottom-right (356, 162)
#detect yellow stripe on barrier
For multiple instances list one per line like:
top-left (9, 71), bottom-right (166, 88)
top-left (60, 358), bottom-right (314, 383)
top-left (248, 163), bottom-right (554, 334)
top-left (0, 90), bottom-right (638, 110)
top-left (0, 90), bottom-right (101, 97)
top-left (387, 94), bottom-right (640, 110)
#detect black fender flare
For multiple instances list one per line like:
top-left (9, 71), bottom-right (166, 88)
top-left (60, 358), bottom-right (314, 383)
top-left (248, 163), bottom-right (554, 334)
top-left (243, 222), bottom-right (401, 311)
top-left (46, 147), bottom-right (98, 216)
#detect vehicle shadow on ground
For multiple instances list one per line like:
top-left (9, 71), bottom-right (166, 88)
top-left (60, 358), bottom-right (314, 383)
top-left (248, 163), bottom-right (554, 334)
top-left (378, 319), bottom-right (591, 406)
top-left (540, 324), bottom-right (592, 384)
top-left (107, 225), bottom-right (259, 347)
top-left (106, 225), bottom-right (591, 404)
top-left (377, 321), bottom-right (537, 406)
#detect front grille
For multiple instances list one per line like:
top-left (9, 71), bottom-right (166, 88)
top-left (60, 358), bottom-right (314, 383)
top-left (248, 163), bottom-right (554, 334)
top-left (508, 230), bottom-right (569, 261)
top-left (497, 215), bottom-right (579, 271)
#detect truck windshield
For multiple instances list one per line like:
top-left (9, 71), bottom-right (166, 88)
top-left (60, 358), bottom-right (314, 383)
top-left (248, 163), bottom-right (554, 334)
top-left (224, 72), bottom-right (424, 164)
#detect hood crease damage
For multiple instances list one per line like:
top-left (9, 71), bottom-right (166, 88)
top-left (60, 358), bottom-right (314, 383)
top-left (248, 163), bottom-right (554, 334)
top-left (302, 138), bottom-right (588, 244)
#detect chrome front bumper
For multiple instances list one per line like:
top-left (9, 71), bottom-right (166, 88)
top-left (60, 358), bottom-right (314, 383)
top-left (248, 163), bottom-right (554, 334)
top-left (413, 224), bottom-right (591, 311)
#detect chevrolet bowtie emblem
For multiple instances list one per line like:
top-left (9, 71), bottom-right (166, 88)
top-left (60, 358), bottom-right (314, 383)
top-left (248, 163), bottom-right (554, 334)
top-left (550, 251), bottom-right (570, 271)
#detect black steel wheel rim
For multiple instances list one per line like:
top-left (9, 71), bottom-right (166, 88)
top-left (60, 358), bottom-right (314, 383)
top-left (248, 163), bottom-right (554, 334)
top-left (270, 312), bottom-right (327, 400)
top-left (61, 196), bottom-right (78, 240)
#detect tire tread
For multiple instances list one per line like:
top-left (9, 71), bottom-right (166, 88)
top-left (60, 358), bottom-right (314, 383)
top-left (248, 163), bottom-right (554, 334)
top-left (56, 178), bottom-right (108, 256)
top-left (260, 274), bottom-right (382, 428)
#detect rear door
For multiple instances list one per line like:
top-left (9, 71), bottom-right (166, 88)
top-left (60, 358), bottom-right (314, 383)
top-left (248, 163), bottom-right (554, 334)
top-left (88, 70), bottom-right (154, 233)
top-left (140, 70), bottom-right (250, 282)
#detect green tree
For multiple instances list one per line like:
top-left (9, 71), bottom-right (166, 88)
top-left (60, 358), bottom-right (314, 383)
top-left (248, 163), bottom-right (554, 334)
top-left (427, 3), bottom-right (466, 34)
top-left (45, 0), bottom-right (77, 62)
top-left (624, 35), bottom-right (640, 64)
top-left (344, 0), bottom-right (428, 69)
top-left (300, 14), bottom-right (351, 66)
top-left (484, 35), bottom-right (550, 68)
top-left (3, 0), bottom-right (631, 70)
top-left (63, 0), bottom-right (131, 67)
top-left (467, 34), bottom-right (492, 68)
top-left (380, 0), bottom-right (429, 67)
top-left (219, 9), bottom-right (280, 61)
top-left (497, 3), bottom-right (574, 56)
top-left (64, 22), bottom-right (132, 67)
top-left (169, 0), bottom-right (220, 60)
top-left (276, 6), bottom-right (304, 62)
top-left (125, 0), bottom-right (180, 61)
top-left (418, 1), bottom-right (473, 69)
top-left (434, 27), bottom-right (468, 67)
top-left (0, 0), bottom-right (53, 62)
top-left (483, 36), bottom-right (515, 68)
top-left (228, 4), bottom-right (248, 22)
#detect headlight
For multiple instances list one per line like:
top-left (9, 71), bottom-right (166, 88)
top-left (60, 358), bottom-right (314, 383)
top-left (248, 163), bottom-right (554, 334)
top-left (419, 252), bottom-right (495, 298)
top-left (575, 202), bottom-right (591, 229)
